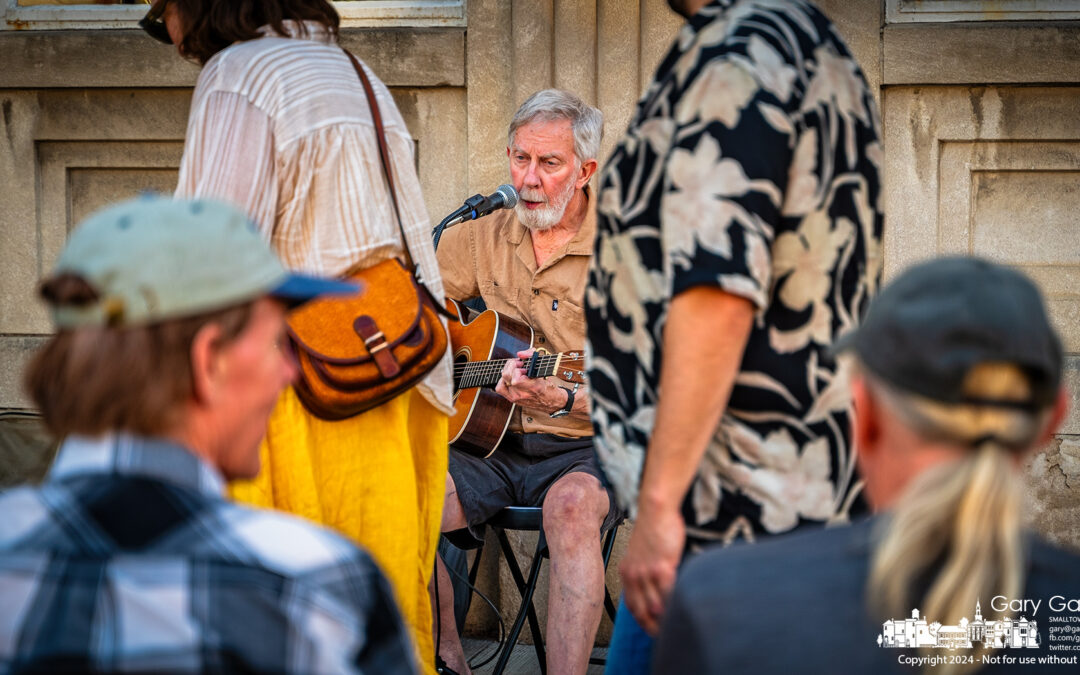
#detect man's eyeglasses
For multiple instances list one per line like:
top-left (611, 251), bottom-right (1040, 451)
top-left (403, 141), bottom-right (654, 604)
top-left (139, 1), bottom-right (173, 45)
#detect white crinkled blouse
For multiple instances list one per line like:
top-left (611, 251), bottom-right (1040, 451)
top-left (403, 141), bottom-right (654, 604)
top-left (175, 20), bottom-right (453, 414)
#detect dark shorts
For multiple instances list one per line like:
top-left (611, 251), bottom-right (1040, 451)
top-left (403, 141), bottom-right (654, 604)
top-left (447, 433), bottom-right (624, 545)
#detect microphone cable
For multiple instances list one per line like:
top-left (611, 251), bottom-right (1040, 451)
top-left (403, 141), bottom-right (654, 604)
top-left (433, 546), bottom-right (507, 672)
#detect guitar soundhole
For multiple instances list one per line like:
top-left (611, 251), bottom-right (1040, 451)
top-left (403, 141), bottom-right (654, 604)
top-left (452, 347), bottom-right (472, 397)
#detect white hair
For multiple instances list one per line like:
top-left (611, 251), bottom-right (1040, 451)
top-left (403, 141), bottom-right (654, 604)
top-left (507, 89), bottom-right (604, 163)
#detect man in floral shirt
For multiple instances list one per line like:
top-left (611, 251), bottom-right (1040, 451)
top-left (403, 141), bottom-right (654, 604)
top-left (584, 0), bottom-right (883, 662)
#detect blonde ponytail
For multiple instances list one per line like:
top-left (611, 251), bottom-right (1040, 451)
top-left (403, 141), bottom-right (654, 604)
top-left (870, 445), bottom-right (1023, 675)
top-left (864, 363), bottom-right (1045, 675)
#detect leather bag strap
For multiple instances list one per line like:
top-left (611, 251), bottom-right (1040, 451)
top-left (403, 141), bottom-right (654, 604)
top-left (343, 49), bottom-right (456, 322)
top-left (343, 48), bottom-right (417, 274)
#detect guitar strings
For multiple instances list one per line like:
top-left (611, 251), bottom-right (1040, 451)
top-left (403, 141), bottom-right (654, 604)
top-left (451, 355), bottom-right (586, 364)
top-left (453, 367), bottom-right (586, 380)
top-left (453, 354), bottom-right (586, 387)
top-left (452, 363), bottom-right (587, 375)
top-left (451, 355), bottom-right (586, 369)
top-left (452, 355), bottom-right (586, 375)
top-left (452, 356), bottom-right (587, 371)
top-left (454, 367), bottom-right (586, 380)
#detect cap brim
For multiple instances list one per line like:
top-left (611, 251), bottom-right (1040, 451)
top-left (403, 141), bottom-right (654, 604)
top-left (827, 328), bottom-right (859, 359)
top-left (270, 274), bottom-right (362, 307)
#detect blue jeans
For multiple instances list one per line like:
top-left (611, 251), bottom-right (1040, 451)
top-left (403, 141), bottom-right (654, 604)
top-left (604, 597), bottom-right (654, 675)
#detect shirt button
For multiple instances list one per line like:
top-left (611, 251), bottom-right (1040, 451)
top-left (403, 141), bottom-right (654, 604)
top-left (532, 289), bottom-right (540, 295)
top-left (526, 417), bottom-right (534, 423)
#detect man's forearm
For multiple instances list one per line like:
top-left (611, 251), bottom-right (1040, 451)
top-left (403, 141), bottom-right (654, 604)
top-left (637, 286), bottom-right (755, 516)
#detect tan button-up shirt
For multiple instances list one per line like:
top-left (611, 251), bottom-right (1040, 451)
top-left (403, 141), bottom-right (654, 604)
top-left (437, 192), bottom-right (595, 438)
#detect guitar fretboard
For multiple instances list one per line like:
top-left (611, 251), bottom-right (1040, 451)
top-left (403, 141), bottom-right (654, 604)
top-left (453, 353), bottom-right (582, 390)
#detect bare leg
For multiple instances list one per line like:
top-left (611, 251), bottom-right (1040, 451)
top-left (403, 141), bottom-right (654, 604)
top-left (541, 472), bottom-right (612, 675)
top-left (431, 473), bottom-right (472, 675)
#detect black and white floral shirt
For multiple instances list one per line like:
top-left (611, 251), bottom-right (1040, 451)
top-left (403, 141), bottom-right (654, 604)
top-left (585, 0), bottom-right (884, 542)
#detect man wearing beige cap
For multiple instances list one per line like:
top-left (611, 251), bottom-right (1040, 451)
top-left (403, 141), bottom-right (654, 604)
top-left (0, 197), bottom-right (417, 674)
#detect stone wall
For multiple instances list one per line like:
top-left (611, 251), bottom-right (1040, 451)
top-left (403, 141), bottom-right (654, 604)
top-left (0, 27), bottom-right (470, 411)
top-left (868, 9), bottom-right (1080, 551)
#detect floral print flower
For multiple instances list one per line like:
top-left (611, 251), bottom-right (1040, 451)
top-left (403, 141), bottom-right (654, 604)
top-left (695, 423), bottom-right (836, 532)
top-left (737, 34), bottom-right (798, 104)
top-left (781, 128), bottom-right (821, 217)
top-left (676, 60), bottom-right (757, 128)
top-left (772, 209), bottom-right (853, 313)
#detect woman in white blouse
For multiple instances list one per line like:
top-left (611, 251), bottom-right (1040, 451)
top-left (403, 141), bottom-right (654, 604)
top-left (141, 1), bottom-right (454, 670)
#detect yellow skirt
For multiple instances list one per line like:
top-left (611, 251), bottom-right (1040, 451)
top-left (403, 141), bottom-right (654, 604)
top-left (229, 386), bottom-right (448, 673)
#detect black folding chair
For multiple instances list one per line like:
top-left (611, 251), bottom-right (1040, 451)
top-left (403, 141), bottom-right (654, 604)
top-left (462, 505), bottom-right (619, 675)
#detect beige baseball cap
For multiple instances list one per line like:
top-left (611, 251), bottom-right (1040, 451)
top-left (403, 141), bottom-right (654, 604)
top-left (49, 195), bottom-right (359, 328)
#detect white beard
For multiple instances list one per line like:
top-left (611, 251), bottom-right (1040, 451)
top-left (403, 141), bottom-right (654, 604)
top-left (515, 177), bottom-right (577, 232)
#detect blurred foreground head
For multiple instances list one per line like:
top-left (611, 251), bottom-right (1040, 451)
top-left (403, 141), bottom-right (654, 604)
top-left (835, 256), bottom-right (1067, 666)
top-left (24, 196), bottom-right (354, 479)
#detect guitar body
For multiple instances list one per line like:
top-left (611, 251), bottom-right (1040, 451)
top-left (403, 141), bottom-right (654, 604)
top-left (446, 299), bottom-right (534, 458)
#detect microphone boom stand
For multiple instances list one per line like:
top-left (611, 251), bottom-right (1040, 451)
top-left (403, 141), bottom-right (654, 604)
top-left (432, 194), bottom-right (485, 252)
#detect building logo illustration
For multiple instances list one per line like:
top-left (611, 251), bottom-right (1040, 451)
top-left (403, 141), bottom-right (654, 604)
top-left (878, 601), bottom-right (1039, 650)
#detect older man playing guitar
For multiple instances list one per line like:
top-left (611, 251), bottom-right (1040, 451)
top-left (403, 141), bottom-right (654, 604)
top-left (431, 89), bottom-right (619, 675)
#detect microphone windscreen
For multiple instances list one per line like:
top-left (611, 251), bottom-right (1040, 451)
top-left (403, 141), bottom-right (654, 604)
top-left (496, 184), bottom-right (519, 209)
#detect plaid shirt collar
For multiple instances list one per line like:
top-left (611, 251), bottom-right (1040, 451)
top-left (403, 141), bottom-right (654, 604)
top-left (48, 433), bottom-right (227, 498)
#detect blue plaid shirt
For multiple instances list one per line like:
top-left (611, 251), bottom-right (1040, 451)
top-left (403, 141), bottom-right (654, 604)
top-left (0, 434), bottom-right (417, 674)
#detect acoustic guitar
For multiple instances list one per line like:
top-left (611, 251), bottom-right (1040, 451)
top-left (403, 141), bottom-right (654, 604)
top-left (446, 299), bottom-right (586, 458)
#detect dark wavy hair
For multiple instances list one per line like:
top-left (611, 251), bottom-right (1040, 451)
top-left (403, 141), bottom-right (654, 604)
top-left (167, 0), bottom-right (340, 65)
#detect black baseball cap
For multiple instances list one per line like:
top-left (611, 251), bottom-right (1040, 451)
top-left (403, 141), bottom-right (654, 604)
top-left (833, 257), bottom-right (1062, 410)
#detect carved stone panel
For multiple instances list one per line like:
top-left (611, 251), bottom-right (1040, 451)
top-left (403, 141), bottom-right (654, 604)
top-left (887, 0), bottom-right (1080, 23)
top-left (465, 0), bottom-right (681, 195)
top-left (0, 82), bottom-right (465, 410)
top-left (883, 86), bottom-right (1080, 436)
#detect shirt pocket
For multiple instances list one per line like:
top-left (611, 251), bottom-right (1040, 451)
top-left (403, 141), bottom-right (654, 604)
top-left (478, 278), bottom-right (519, 315)
top-left (549, 295), bottom-right (586, 352)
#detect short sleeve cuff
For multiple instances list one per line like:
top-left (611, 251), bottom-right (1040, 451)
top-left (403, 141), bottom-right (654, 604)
top-left (669, 229), bottom-right (771, 312)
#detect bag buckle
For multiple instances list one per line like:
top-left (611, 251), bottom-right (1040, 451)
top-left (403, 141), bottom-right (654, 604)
top-left (354, 316), bottom-right (401, 377)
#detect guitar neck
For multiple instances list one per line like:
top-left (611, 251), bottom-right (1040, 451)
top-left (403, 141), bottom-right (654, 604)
top-left (455, 352), bottom-right (586, 389)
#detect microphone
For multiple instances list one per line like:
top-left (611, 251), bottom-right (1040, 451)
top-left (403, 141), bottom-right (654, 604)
top-left (433, 185), bottom-right (519, 251)
top-left (462, 184), bottom-right (519, 222)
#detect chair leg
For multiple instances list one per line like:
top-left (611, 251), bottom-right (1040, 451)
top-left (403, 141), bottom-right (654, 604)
top-left (603, 588), bottom-right (618, 623)
top-left (467, 541), bottom-right (484, 588)
top-left (492, 527), bottom-right (547, 675)
top-left (601, 525), bottom-right (618, 567)
top-left (527, 532), bottom-right (547, 672)
top-left (600, 525), bottom-right (619, 622)
top-left (495, 528), bottom-right (545, 655)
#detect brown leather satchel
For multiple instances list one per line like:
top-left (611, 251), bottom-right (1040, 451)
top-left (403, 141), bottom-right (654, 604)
top-left (286, 50), bottom-right (449, 420)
